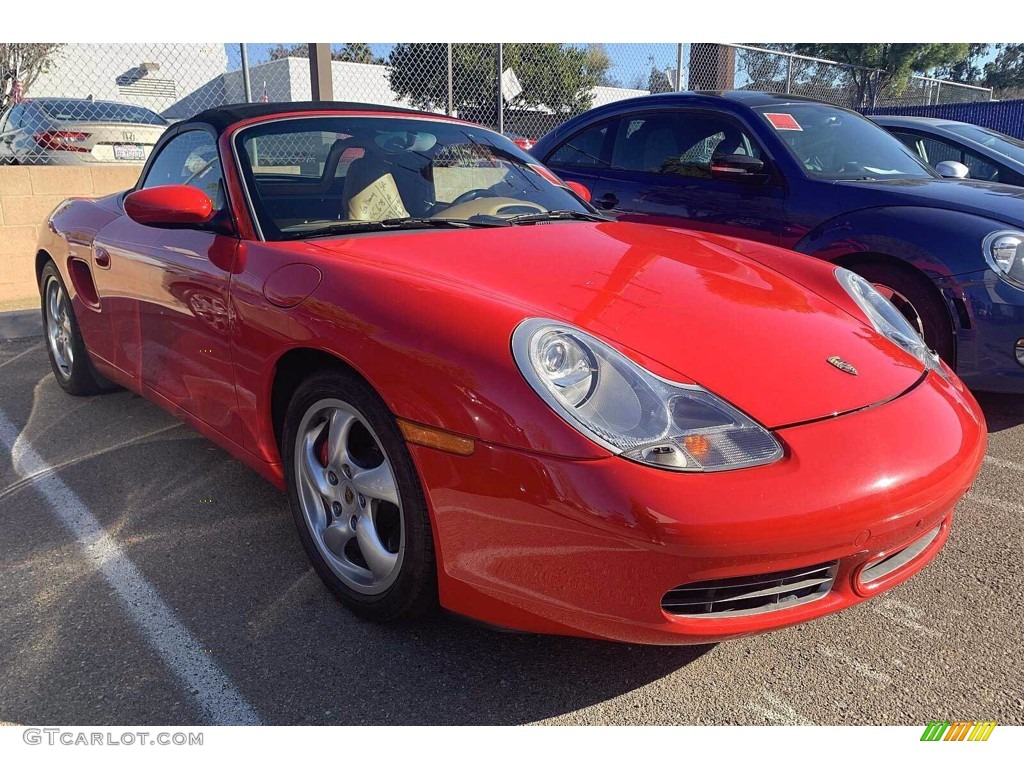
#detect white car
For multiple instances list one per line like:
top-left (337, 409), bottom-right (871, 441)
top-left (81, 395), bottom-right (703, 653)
top-left (0, 97), bottom-right (167, 165)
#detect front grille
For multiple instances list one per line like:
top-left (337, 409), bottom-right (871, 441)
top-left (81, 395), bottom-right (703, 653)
top-left (860, 524), bottom-right (941, 585)
top-left (662, 560), bottom-right (839, 618)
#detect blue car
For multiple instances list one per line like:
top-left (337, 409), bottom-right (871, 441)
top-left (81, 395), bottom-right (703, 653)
top-left (532, 91), bottom-right (1024, 393)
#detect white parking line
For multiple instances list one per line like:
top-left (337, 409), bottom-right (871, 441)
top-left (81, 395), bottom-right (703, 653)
top-left (0, 341), bottom-right (44, 371)
top-left (983, 455), bottom-right (1024, 474)
top-left (745, 688), bottom-right (814, 725)
top-left (0, 409), bottom-right (262, 726)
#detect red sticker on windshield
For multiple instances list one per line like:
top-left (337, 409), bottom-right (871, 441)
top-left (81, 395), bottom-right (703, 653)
top-left (764, 112), bottom-right (802, 131)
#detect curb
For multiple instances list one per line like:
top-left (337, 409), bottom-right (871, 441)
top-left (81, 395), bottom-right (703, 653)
top-left (0, 309), bottom-right (43, 342)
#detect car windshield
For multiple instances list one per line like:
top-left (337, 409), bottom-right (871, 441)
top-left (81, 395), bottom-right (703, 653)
top-left (942, 123), bottom-right (1024, 164)
top-left (234, 115), bottom-right (593, 240)
top-left (36, 100), bottom-right (167, 125)
top-left (756, 104), bottom-right (936, 181)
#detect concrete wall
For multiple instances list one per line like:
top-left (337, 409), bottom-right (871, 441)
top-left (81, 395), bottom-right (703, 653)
top-left (0, 165), bottom-right (141, 307)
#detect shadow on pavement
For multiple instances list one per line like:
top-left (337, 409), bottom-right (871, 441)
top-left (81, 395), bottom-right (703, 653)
top-left (0, 377), bottom-right (711, 726)
top-left (975, 391), bottom-right (1024, 433)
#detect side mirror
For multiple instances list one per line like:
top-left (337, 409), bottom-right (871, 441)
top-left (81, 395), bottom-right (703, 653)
top-left (710, 153), bottom-right (767, 182)
top-left (935, 160), bottom-right (970, 179)
top-left (565, 180), bottom-right (591, 203)
top-left (124, 185), bottom-right (214, 227)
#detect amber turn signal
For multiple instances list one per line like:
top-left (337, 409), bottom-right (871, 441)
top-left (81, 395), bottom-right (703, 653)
top-left (397, 419), bottom-right (475, 456)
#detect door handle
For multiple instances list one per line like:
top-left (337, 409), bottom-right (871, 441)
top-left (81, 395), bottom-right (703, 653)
top-left (94, 246), bottom-right (111, 269)
top-left (595, 192), bottom-right (619, 210)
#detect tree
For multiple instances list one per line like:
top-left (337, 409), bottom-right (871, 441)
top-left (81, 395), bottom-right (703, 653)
top-left (335, 44), bottom-right (383, 65)
top-left (1, 43), bottom-right (63, 111)
top-left (984, 44), bottom-right (1024, 99)
top-left (935, 43), bottom-right (990, 85)
top-left (647, 66), bottom-right (672, 94)
top-left (585, 44), bottom-right (621, 88)
top-left (793, 43), bottom-right (968, 107)
top-left (386, 43), bottom-right (609, 124)
top-left (268, 43), bottom-right (382, 64)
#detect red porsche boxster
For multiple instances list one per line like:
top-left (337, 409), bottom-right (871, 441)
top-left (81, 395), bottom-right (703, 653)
top-left (36, 103), bottom-right (986, 645)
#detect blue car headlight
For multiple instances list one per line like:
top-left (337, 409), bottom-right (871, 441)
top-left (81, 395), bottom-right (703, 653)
top-left (983, 230), bottom-right (1024, 288)
top-left (835, 267), bottom-right (946, 378)
top-left (511, 318), bottom-right (783, 472)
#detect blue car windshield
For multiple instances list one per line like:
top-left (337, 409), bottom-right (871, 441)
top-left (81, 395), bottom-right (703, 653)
top-left (943, 123), bottom-right (1024, 164)
top-left (756, 104), bottom-right (936, 181)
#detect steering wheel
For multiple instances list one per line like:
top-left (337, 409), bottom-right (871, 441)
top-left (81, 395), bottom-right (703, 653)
top-left (840, 161), bottom-right (867, 175)
top-left (448, 188), bottom-right (495, 207)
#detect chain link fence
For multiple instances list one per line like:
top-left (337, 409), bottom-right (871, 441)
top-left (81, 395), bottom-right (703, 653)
top-left (1, 42), bottom-right (995, 165)
top-left (725, 44), bottom-right (992, 109)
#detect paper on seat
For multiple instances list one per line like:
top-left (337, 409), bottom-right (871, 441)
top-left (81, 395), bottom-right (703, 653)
top-left (348, 173), bottom-right (410, 221)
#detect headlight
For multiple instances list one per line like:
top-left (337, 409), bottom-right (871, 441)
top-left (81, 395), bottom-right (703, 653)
top-left (834, 267), bottom-right (945, 377)
top-left (512, 318), bottom-right (783, 472)
top-left (983, 230), bottom-right (1024, 287)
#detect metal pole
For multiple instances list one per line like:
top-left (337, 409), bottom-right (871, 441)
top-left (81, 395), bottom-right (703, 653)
top-left (934, 80), bottom-right (941, 106)
top-left (785, 53), bottom-right (793, 95)
top-left (675, 44), bottom-right (683, 91)
top-left (308, 43), bottom-right (333, 101)
top-left (447, 43), bottom-right (454, 116)
top-left (496, 43), bottom-right (504, 133)
top-left (240, 43), bottom-right (253, 103)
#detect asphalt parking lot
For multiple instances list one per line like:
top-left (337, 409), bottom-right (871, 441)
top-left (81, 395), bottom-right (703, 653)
top-left (1, 335), bottom-right (1022, 727)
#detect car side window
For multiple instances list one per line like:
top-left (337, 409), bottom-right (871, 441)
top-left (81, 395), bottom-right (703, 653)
top-left (889, 131), bottom-right (925, 159)
top-left (547, 122), bottom-right (612, 168)
top-left (142, 130), bottom-right (225, 210)
top-left (961, 150), bottom-right (1000, 182)
top-left (6, 104), bottom-right (25, 131)
top-left (918, 136), bottom-right (961, 167)
top-left (609, 111), bottom-right (761, 177)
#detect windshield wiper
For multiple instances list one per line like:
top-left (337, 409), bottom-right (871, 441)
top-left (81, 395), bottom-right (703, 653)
top-left (281, 217), bottom-right (509, 240)
top-left (504, 210), bottom-right (611, 225)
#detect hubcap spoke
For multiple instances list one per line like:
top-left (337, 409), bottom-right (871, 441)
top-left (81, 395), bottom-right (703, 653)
top-left (323, 520), bottom-right (355, 558)
top-left (326, 409), bottom-right (357, 468)
top-left (302, 432), bottom-right (335, 501)
top-left (355, 516), bottom-right (399, 579)
top-left (351, 462), bottom-right (399, 507)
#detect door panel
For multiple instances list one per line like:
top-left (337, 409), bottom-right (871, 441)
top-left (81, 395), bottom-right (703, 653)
top-left (136, 228), bottom-right (242, 441)
top-left (596, 110), bottom-right (785, 244)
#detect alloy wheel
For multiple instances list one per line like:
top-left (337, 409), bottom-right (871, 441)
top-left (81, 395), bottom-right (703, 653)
top-left (294, 398), bottom-right (405, 595)
top-left (45, 277), bottom-right (74, 378)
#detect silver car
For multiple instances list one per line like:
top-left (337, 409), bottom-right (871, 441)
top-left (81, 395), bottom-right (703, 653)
top-left (0, 97), bottom-right (167, 165)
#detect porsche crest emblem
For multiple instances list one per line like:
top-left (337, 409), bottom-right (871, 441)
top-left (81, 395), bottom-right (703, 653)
top-left (827, 356), bottom-right (858, 376)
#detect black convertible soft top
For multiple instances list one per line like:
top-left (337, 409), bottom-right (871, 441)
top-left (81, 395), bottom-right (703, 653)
top-left (187, 101), bottom-right (440, 134)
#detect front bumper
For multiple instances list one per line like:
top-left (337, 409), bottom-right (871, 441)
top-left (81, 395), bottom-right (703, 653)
top-left (409, 370), bottom-right (986, 645)
top-left (948, 268), bottom-right (1024, 393)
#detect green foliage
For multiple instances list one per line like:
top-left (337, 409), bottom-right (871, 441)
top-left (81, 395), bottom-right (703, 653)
top-left (935, 44), bottom-right (990, 85)
top-left (792, 44), bottom-right (969, 107)
top-left (268, 43), bottom-right (383, 65)
top-left (386, 43), bottom-right (609, 122)
top-left (984, 44), bottom-right (1024, 98)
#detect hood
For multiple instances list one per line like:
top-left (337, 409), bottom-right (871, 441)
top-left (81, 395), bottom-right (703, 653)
top-left (309, 222), bottom-right (925, 429)
top-left (836, 177), bottom-right (1024, 227)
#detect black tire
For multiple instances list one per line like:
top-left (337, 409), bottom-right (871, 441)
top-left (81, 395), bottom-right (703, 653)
top-left (281, 369), bottom-right (438, 621)
top-left (39, 261), bottom-right (110, 396)
top-left (850, 261), bottom-right (955, 366)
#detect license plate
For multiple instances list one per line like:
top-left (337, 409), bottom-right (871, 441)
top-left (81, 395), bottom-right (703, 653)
top-left (113, 144), bottom-right (145, 161)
